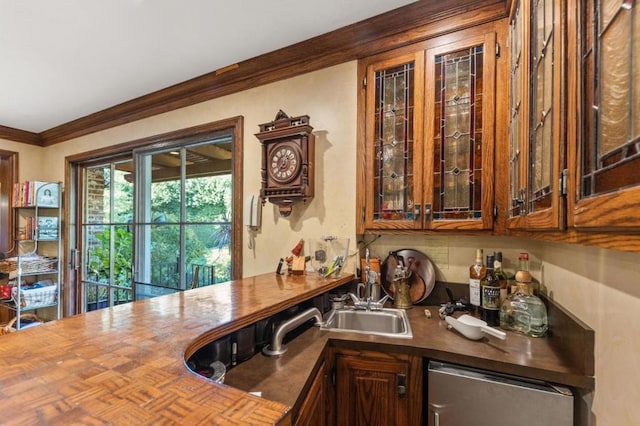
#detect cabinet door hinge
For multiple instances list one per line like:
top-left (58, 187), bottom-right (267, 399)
top-left (493, 205), bottom-right (498, 220)
top-left (559, 169), bottom-right (568, 196)
top-left (332, 369), bottom-right (336, 386)
top-left (362, 77), bottom-right (367, 89)
top-left (496, 42), bottom-right (501, 57)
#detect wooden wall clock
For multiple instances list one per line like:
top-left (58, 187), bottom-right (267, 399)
top-left (256, 110), bottom-right (315, 217)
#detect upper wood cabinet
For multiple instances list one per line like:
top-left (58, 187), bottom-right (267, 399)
top-left (567, 0), bottom-right (640, 229)
top-left (507, 0), bottom-right (566, 230)
top-left (357, 26), bottom-right (499, 233)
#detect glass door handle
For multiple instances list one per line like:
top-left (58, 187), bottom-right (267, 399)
top-left (70, 248), bottom-right (80, 270)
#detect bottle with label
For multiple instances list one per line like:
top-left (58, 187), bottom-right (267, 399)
top-left (468, 249), bottom-right (486, 313)
top-left (494, 252), bottom-right (509, 306)
top-left (500, 282), bottom-right (548, 337)
top-left (481, 254), bottom-right (500, 326)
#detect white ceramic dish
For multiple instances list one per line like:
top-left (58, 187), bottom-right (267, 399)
top-left (445, 314), bottom-right (507, 341)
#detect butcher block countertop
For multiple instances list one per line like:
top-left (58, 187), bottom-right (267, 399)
top-left (0, 273), bottom-right (594, 425)
top-left (0, 273), bottom-right (354, 425)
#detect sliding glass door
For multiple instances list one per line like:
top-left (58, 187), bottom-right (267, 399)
top-left (133, 137), bottom-right (233, 298)
top-left (83, 159), bottom-right (134, 311)
top-left (71, 119), bottom-right (241, 314)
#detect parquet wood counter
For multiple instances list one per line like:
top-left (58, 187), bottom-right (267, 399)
top-left (0, 272), bottom-right (354, 425)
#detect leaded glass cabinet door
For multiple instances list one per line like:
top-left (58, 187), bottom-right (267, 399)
top-left (508, 0), bottom-right (527, 226)
top-left (568, 0), bottom-right (640, 228)
top-left (507, 0), bottom-right (565, 230)
top-left (424, 32), bottom-right (496, 230)
top-left (363, 52), bottom-right (426, 230)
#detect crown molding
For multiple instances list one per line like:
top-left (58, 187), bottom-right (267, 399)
top-left (3, 0), bottom-right (507, 147)
top-left (0, 125), bottom-right (41, 145)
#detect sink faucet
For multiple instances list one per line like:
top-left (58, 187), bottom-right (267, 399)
top-left (348, 249), bottom-right (389, 311)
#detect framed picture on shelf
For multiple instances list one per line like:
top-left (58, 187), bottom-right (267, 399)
top-left (36, 182), bottom-right (59, 207)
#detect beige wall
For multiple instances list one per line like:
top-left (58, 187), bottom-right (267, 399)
top-left (5, 61), bottom-right (640, 425)
top-left (0, 139), bottom-right (44, 181)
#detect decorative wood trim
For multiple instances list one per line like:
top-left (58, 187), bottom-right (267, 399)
top-left (231, 116), bottom-right (244, 280)
top-left (0, 125), bottom-right (40, 145)
top-left (2, 0), bottom-right (508, 146)
top-left (507, 228), bottom-right (640, 253)
top-left (0, 150), bottom-right (19, 254)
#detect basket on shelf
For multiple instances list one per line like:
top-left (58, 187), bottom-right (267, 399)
top-left (0, 256), bottom-right (57, 276)
top-left (0, 313), bottom-right (43, 335)
top-left (11, 279), bottom-right (57, 308)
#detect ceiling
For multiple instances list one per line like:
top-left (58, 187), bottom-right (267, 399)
top-left (0, 0), bottom-right (416, 134)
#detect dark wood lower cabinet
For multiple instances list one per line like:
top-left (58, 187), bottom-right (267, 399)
top-left (295, 361), bottom-right (330, 426)
top-left (331, 347), bottom-right (422, 426)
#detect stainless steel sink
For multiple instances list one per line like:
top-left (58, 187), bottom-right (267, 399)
top-left (320, 307), bottom-right (413, 339)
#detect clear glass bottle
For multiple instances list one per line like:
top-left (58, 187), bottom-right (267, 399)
top-left (516, 252), bottom-right (540, 295)
top-left (469, 249), bottom-right (485, 313)
top-left (500, 282), bottom-right (548, 337)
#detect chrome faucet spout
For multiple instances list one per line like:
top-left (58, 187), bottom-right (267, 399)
top-left (262, 307), bottom-right (323, 357)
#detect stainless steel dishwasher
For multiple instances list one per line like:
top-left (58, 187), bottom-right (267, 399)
top-left (427, 361), bottom-right (573, 426)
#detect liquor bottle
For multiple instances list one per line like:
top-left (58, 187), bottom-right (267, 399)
top-left (516, 252), bottom-right (540, 295)
top-left (481, 254), bottom-right (500, 326)
top-left (500, 282), bottom-right (548, 337)
top-left (494, 252), bottom-right (509, 306)
top-left (469, 249), bottom-right (485, 313)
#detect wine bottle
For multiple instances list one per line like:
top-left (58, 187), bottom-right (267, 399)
top-left (481, 254), bottom-right (500, 326)
top-left (469, 249), bottom-right (485, 313)
top-left (494, 252), bottom-right (508, 306)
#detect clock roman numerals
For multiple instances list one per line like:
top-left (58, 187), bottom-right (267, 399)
top-left (269, 146), bottom-right (300, 183)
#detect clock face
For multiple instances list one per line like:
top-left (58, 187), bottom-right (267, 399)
top-left (268, 142), bottom-right (302, 183)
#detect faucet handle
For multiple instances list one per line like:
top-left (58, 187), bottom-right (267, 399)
top-left (369, 294), bottom-right (390, 311)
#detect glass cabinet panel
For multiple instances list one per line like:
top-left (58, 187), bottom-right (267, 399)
top-left (509, 1), bottom-right (525, 218)
top-left (429, 40), bottom-right (493, 227)
top-left (373, 62), bottom-right (416, 221)
top-left (422, 31), bottom-right (496, 230)
top-left (529, 0), bottom-right (555, 212)
top-left (581, 0), bottom-right (640, 197)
